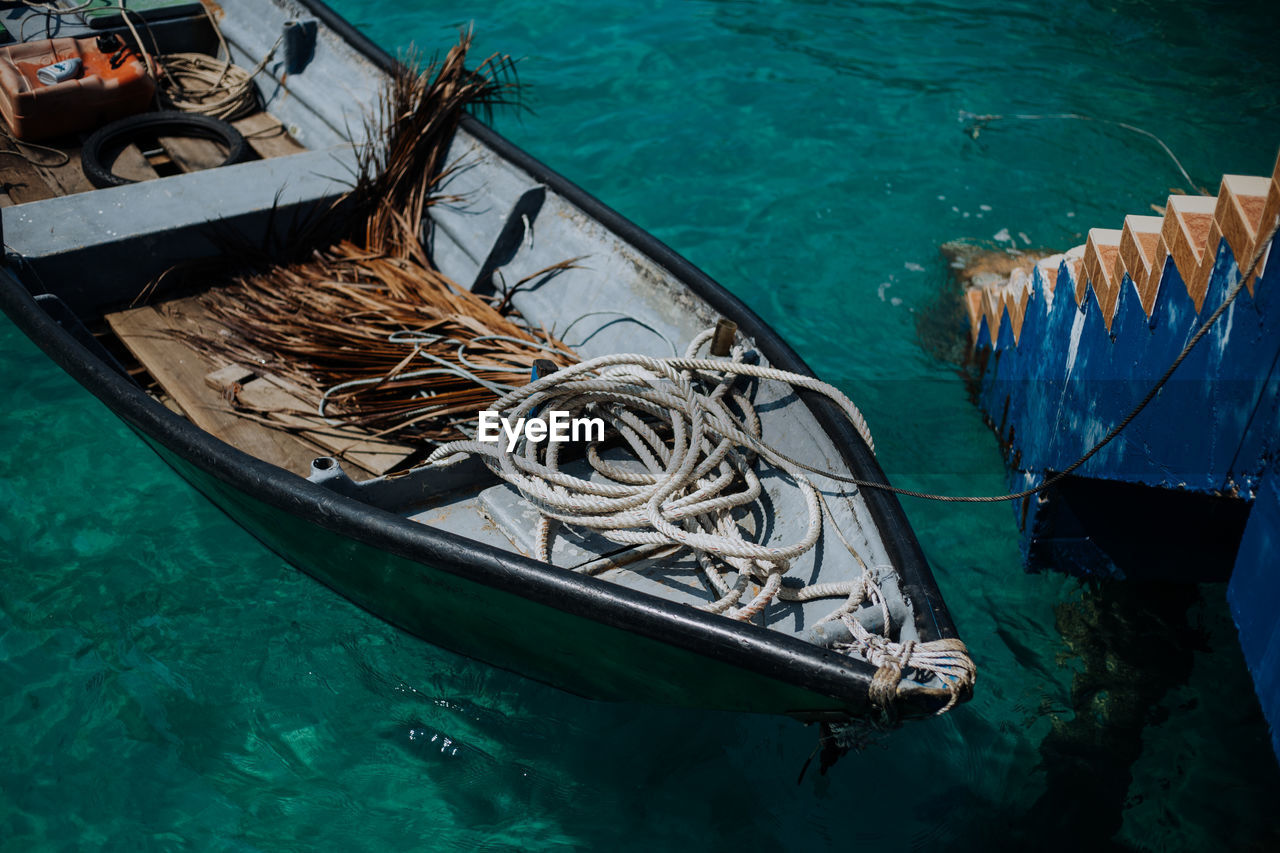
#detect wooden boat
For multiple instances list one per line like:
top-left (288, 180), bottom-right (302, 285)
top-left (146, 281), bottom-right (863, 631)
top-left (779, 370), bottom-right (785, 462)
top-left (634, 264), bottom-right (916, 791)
top-left (0, 0), bottom-right (972, 724)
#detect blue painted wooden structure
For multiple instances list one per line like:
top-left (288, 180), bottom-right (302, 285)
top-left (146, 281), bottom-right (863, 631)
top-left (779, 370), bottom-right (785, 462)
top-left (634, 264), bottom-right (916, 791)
top-left (968, 177), bottom-right (1280, 759)
top-left (1231, 457), bottom-right (1280, 759)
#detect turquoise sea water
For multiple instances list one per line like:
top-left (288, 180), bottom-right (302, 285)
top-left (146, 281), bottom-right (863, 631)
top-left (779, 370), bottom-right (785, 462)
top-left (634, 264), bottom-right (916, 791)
top-left (3, 0), bottom-right (1280, 849)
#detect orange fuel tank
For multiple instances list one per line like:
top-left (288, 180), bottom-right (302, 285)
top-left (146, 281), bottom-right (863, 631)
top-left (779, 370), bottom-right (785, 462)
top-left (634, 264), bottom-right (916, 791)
top-left (0, 36), bottom-right (155, 142)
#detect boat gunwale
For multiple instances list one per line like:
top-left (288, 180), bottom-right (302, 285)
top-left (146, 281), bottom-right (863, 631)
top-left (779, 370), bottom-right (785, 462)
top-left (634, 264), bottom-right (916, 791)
top-left (0, 0), bottom-right (967, 717)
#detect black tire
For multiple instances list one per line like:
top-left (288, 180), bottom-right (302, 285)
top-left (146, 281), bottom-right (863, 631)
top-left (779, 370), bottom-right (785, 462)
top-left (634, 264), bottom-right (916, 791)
top-left (81, 110), bottom-right (249, 189)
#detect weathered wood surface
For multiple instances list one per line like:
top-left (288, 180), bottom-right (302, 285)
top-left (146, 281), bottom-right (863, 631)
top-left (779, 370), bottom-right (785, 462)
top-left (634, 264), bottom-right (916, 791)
top-left (206, 363), bottom-right (416, 476)
top-left (232, 112), bottom-right (308, 160)
top-left (107, 295), bottom-right (417, 477)
top-left (105, 301), bottom-right (325, 476)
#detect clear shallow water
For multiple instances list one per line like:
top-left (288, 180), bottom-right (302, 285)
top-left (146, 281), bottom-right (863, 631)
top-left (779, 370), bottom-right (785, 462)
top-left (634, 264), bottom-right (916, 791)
top-left (3, 0), bottom-right (1280, 849)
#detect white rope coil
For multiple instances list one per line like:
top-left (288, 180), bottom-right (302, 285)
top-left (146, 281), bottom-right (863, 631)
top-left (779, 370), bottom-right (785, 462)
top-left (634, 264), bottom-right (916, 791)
top-left (419, 327), bottom-right (975, 712)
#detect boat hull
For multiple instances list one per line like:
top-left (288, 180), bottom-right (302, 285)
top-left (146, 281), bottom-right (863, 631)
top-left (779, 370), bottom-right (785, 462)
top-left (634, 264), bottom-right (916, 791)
top-left (0, 0), bottom-right (968, 720)
top-left (144, 437), bottom-right (865, 717)
top-left (0, 273), bottom-right (964, 720)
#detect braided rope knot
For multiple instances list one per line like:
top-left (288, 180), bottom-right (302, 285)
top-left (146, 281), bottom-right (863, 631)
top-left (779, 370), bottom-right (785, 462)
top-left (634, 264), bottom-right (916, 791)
top-left (842, 615), bottom-right (976, 715)
top-left (868, 638), bottom-right (915, 714)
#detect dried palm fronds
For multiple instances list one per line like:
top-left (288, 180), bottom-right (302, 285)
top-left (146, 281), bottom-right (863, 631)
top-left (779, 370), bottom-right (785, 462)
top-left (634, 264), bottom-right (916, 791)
top-left (177, 30), bottom-right (577, 446)
top-left (189, 242), bottom-right (575, 441)
top-left (351, 31), bottom-right (519, 259)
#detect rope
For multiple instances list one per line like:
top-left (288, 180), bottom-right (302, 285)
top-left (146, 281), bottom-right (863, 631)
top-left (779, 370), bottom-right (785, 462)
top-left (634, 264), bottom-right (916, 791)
top-left (394, 222), bottom-right (1272, 710)
top-left (415, 327), bottom-right (976, 712)
top-left (0, 127), bottom-right (70, 167)
top-left (959, 111), bottom-right (1205, 193)
top-left (558, 310), bottom-right (680, 356)
top-left (404, 219), bottom-right (1275, 517)
top-left (156, 48), bottom-right (272, 121)
top-left (156, 9), bottom-right (285, 121)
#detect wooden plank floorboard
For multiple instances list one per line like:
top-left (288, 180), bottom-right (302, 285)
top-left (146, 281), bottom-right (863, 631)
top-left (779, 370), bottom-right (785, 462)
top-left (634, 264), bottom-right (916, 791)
top-left (111, 143), bottom-right (161, 183)
top-left (105, 300), bottom-right (329, 477)
top-left (206, 367), bottom-right (416, 476)
top-left (0, 138), bottom-right (60, 203)
top-left (105, 296), bottom-right (415, 478)
top-left (232, 113), bottom-right (308, 160)
top-left (32, 137), bottom-right (95, 196)
top-left (158, 134), bottom-right (230, 172)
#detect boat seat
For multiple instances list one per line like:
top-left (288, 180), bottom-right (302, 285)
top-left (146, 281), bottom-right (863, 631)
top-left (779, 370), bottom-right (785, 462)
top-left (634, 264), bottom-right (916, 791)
top-left (4, 147), bottom-right (356, 313)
